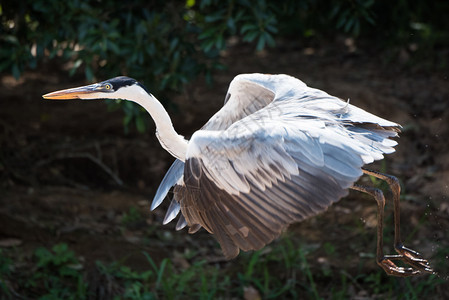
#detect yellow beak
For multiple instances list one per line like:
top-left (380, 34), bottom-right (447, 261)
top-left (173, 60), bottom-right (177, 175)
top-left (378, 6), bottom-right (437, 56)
top-left (42, 84), bottom-right (100, 100)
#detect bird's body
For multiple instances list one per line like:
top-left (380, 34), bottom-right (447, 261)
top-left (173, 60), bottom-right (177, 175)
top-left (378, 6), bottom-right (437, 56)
top-left (154, 74), bottom-right (399, 258)
top-left (43, 73), bottom-right (432, 276)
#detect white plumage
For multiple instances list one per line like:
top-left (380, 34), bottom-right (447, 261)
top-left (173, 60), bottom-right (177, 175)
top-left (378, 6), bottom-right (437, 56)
top-left (44, 73), bottom-right (433, 276)
top-left (150, 73), bottom-right (399, 258)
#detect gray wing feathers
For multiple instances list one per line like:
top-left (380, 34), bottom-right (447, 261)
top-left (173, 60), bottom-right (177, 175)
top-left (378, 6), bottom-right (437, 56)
top-left (151, 159), bottom-right (184, 210)
top-left (290, 87), bottom-right (400, 129)
top-left (182, 154), bottom-right (348, 259)
top-left (181, 101), bottom-right (399, 257)
top-left (175, 214), bottom-right (187, 230)
top-left (163, 198), bottom-right (181, 225)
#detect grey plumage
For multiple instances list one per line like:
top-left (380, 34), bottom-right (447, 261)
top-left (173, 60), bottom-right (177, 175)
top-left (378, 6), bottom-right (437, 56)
top-left (152, 158), bottom-right (184, 211)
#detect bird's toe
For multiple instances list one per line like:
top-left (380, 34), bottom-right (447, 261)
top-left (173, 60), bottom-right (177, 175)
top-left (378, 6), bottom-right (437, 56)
top-left (394, 245), bottom-right (434, 274)
top-left (378, 258), bottom-right (421, 277)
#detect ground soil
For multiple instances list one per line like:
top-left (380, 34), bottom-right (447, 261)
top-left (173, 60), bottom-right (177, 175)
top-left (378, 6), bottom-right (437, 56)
top-left (1, 42), bottom-right (448, 296)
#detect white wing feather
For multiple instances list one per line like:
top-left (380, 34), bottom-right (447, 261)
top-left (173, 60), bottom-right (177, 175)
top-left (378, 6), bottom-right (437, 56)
top-left (151, 76), bottom-right (276, 218)
top-left (152, 74), bottom-right (400, 255)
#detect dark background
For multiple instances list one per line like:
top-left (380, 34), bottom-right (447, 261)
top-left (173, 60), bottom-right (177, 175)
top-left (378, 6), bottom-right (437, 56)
top-left (1, 1), bottom-right (448, 298)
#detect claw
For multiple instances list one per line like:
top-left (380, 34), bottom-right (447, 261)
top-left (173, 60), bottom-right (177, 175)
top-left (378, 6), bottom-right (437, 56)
top-left (379, 258), bottom-right (420, 277)
top-left (386, 252), bottom-right (430, 267)
top-left (395, 245), bottom-right (434, 274)
top-left (396, 245), bottom-right (424, 259)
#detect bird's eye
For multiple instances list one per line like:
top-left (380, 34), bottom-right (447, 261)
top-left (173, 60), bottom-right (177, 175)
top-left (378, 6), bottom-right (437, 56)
top-left (105, 84), bottom-right (112, 90)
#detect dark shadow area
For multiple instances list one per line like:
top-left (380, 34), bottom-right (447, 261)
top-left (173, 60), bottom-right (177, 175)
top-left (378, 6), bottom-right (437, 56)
top-left (1, 41), bottom-right (448, 298)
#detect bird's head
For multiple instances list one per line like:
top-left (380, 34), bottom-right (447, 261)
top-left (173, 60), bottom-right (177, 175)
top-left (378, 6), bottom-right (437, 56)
top-left (43, 76), bottom-right (150, 101)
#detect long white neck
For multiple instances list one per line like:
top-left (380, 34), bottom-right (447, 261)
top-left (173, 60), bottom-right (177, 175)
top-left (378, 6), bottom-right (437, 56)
top-left (116, 86), bottom-right (188, 161)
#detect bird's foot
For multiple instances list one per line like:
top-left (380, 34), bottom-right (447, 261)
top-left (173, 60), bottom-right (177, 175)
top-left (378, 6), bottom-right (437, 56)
top-left (394, 244), bottom-right (434, 274)
top-left (378, 245), bottom-right (434, 277)
top-left (378, 257), bottom-right (420, 277)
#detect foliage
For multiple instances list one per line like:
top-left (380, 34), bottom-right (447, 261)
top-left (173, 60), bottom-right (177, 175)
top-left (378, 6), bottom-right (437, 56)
top-left (31, 243), bottom-right (87, 299)
top-left (3, 0), bottom-right (449, 80)
top-left (0, 244), bottom-right (88, 299)
top-left (94, 236), bottom-right (447, 299)
top-left (96, 254), bottom-right (228, 299)
top-left (0, 240), bottom-right (446, 298)
top-left (0, 249), bottom-right (13, 296)
top-left (1, 0), bottom-right (449, 131)
top-left (121, 206), bottom-right (144, 227)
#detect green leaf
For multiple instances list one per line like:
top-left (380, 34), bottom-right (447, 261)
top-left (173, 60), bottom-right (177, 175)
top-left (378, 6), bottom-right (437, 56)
top-left (198, 27), bottom-right (218, 39)
top-left (11, 64), bottom-right (21, 79)
top-left (169, 38), bottom-right (179, 53)
top-left (201, 39), bottom-right (216, 52)
top-left (107, 40), bottom-right (120, 54)
top-left (69, 59), bottom-right (82, 76)
top-left (243, 31), bottom-right (259, 42)
top-left (3, 35), bottom-right (19, 45)
top-left (85, 66), bottom-right (93, 81)
top-left (240, 24), bottom-right (257, 34)
top-left (344, 18), bottom-right (355, 33)
top-left (225, 17), bottom-right (234, 30)
top-left (204, 10), bottom-right (225, 23)
top-left (123, 113), bottom-right (132, 129)
top-left (185, 0), bottom-right (195, 8)
top-left (263, 31), bottom-right (275, 47)
top-left (256, 35), bottom-right (266, 51)
top-left (353, 20), bottom-right (361, 36)
top-left (265, 23), bottom-right (278, 34)
top-left (215, 35), bottom-right (225, 50)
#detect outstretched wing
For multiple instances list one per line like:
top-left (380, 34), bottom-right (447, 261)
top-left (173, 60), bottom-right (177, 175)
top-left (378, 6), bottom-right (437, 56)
top-left (201, 78), bottom-right (275, 130)
top-left (179, 96), bottom-right (399, 258)
top-left (151, 73), bottom-right (400, 258)
top-left (151, 77), bottom-right (276, 221)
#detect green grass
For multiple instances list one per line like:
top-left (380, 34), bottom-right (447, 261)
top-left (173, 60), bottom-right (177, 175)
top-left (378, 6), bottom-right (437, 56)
top-left (0, 239), bottom-right (446, 299)
top-left (121, 206), bottom-right (145, 227)
top-left (0, 249), bottom-right (13, 296)
top-left (0, 244), bottom-right (87, 299)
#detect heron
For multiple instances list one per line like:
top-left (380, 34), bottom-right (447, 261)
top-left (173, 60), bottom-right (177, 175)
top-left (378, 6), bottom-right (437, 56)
top-left (43, 73), bottom-right (433, 277)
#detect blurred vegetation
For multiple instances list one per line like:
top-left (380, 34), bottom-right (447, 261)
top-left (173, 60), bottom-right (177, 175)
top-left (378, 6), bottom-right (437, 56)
top-left (1, 2), bottom-right (448, 298)
top-left (1, 0), bottom-right (449, 128)
top-left (0, 240), bottom-right (446, 299)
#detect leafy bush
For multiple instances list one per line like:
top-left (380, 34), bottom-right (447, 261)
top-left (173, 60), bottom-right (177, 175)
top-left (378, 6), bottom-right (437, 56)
top-left (31, 244), bottom-right (87, 299)
top-left (2, 0), bottom-right (448, 130)
top-left (3, 0), bottom-right (449, 82)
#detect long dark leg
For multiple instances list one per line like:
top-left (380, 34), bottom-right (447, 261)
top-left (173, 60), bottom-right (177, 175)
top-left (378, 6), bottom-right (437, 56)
top-left (362, 168), bottom-right (433, 274)
top-left (361, 169), bottom-right (402, 248)
top-left (353, 169), bottom-right (433, 276)
top-left (351, 184), bottom-right (419, 276)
